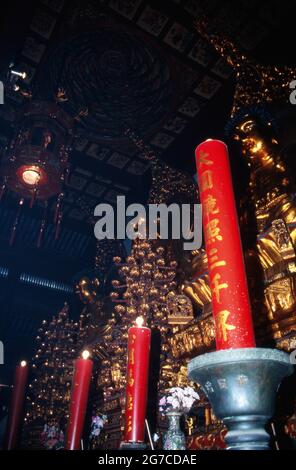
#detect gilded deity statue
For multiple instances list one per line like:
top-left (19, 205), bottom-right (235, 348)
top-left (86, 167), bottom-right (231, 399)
top-left (175, 20), bottom-right (296, 358)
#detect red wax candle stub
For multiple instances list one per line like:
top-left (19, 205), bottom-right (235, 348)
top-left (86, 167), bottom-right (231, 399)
top-left (65, 354), bottom-right (93, 450)
top-left (124, 324), bottom-right (151, 443)
top-left (5, 361), bottom-right (29, 450)
top-left (195, 139), bottom-right (256, 350)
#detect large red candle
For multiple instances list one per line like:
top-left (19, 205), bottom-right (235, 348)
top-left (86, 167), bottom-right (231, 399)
top-left (195, 139), bottom-right (256, 350)
top-left (5, 360), bottom-right (29, 449)
top-left (65, 350), bottom-right (93, 450)
top-left (124, 316), bottom-right (151, 443)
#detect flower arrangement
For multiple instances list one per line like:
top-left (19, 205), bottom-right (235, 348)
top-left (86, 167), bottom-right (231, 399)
top-left (40, 422), bottom-right (64, 450)
top-left (89, 414), bottom-right (108, 439)
top-left (159, 387), bottom-right (200, 415)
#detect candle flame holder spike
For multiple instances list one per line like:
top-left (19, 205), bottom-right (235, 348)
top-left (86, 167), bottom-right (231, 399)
top-left (188, 347), bottom-right (293, 450)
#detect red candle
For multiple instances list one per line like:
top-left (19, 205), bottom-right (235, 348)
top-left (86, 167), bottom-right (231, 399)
top-left (124, 316), bottom-right (151, 443)
top-left (195, 139), bottom-right (256, 350)
top-left (65, 350), bottom-right (93, 450)
top-left (5, 360), bottom-right (29, 449)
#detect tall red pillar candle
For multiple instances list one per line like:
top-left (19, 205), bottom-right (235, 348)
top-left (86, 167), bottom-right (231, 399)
top-left (65, 350), bottom-right (93, 450)
top-left (195, 139), bottom-right (256, 350)
top-left (124, 316), bottom-right (151, 443)
top-left (5, 360), bottom-right (29, 449)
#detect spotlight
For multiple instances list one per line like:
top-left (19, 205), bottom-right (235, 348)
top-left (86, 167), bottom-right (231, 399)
top-left (11, 70), bottom-right (27, 80)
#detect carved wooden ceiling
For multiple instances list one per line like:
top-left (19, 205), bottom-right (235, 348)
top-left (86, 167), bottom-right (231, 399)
top-left (0, 0), bottom-right (285, 246)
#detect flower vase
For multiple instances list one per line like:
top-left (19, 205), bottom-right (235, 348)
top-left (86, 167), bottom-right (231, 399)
top-left (163, 411), bottom-right (186, 450)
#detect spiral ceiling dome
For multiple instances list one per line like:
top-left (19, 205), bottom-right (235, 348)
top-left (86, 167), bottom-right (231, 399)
top-left (46, 26), bottom-right (176, 142)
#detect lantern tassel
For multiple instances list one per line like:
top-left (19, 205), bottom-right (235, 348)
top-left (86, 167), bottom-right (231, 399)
top-left (54, 192), bottom-right (64, 224)
top-left (37, 203), bottom-right (48, 248)
top-left (29, 187), bottom-right (38, 209)
top-left (55, 211), bottom-right (63, 240)
top-left (9, 198), bottom-right (24, 246)
top-left (0, 178), bottom-right (7, 202)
